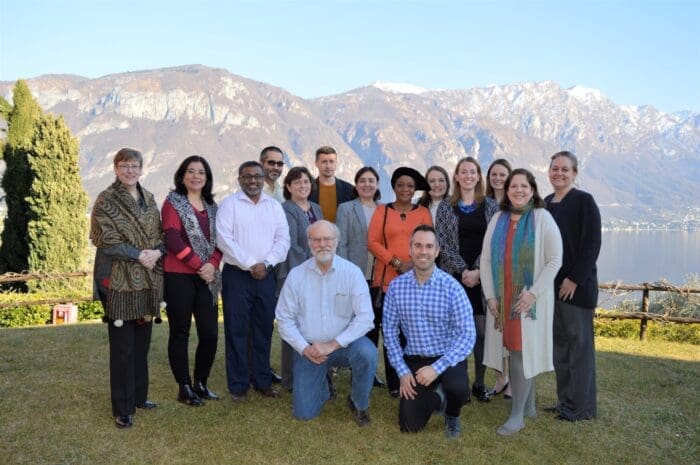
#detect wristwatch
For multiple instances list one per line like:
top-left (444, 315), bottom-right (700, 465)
top-left (264, 261), bottom-right (274, 273)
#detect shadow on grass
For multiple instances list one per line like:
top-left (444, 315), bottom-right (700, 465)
top-left (1, 323), bottom-right (698, 465)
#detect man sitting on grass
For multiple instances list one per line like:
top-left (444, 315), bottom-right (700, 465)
top-left (276, 220), bottom-right (377, 426)
top-left (383, 224), bottom-right (475, 438)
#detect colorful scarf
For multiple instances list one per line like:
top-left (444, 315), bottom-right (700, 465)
top-left (166, 191), bottom-right (221, 300)
top-left (490, 202), bottom-right (537, 328)
top-left (90, 181), bottom-right (163, 320)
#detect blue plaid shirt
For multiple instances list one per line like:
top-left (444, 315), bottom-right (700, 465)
top-left (383, 266), bottom-right (475, 377)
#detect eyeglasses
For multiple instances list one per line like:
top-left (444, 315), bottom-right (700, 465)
top-left (239, 174), bottom-right (264, 181)
top-left (117, 163), bottom-right (141, 171)
top-left (265, 160), bottom-right (285, 167)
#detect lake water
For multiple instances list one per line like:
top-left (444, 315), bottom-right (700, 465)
top-left (598, 230), bottom-right (699, 286)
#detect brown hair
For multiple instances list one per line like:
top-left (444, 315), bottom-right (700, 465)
top-left (283, 166), bottom-right (313, 200)
top-left (550, 151), bottom-right (578, 173)
top-left (113, 148), bottom-right (143, 168)
top-left (499, 168), bottom-right (546, 210)
top-left (419, 165), bottom-right (450, 207)
top-left (485, 158), bottom-right (513, 198)
top-left (315, 146), bottom-right (337, 161)
top-left (449, 157), bottom-right (485, 207)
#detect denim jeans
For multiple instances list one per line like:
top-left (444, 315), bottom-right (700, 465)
top-left (292, 336), bottom-right (377, 420)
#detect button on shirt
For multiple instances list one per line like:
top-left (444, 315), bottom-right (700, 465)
top-left (215, 190), bottom-right (290, 269)
top-left (383, 266), bottom-right (475, 377)
top-left (276, 255), bottom-right (374, 354)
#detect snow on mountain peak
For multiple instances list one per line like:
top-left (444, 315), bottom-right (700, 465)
top-left (372, 81), bottom-right (428, 94)
top-left (567, 85), bottom-right (604, 102)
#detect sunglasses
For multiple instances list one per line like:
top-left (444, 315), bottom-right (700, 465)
top-left (265, 160), bottom-right (285, 167)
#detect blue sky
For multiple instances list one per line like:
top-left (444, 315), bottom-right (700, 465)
top-left (1, 0), bottom-right (698, 113)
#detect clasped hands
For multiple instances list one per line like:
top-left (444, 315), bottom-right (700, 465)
top-left (399, 365), bottom-right (437, 400)
top-left (249, 262), bottom-right (269, 280)
top-left (302, 340), bottom-right (341, 364)
top-left (138, 249), bottom-right (162, 270)
top-left (198, 263), bottom-right (216, 283)
top-left (487, 288), bottom-right (536, 330)
top-left (461, 268), bottom-right (480, 287)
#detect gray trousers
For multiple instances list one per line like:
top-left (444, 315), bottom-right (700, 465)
top-left (553, 300), bottom-right (597, 420)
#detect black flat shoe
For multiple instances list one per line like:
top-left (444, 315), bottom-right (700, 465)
top-left (178, 384), bottom-right (204, 406)
top-left (193, 380), bottom-right (220, 400)
top-left (373, 376), bottom-right (386, 388)
top-left (472, 385), bottom-right (491, 402)
top-left (115, 415), bottom-right (133, 429)
top-left (136, 400), bottom-right (157, 409)
top-left (389, 389), bottom-right (400, 398)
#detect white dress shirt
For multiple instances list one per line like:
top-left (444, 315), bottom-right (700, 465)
top-left (276, 255), bottom-right (374, 354)
top-left (215, 190), bottom-right (290, 269)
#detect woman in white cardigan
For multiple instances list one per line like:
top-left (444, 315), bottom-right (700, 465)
top-left (480, 168), bottom-right (562, 436)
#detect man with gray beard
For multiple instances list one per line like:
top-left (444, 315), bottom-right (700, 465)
top-left (276, 220), bottom-right (377, 426)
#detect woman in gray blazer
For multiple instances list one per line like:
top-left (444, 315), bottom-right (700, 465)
top-left (336, 166), bottom-right (384, 387)
top-left (278, 166), bottom-right (323, 390)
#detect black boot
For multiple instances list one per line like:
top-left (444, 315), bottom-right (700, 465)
top-left (178, 384), bottom-right (204, 406)
top-left (193, 380), bottom-right (220, 400)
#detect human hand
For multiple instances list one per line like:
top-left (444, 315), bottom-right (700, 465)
top-left (198, 263), bottom-right (215, 283)
top-left (399, 374), bottom-right (417, 400)
top-left (302, 345), bottom-right (327, 364)
top-left (397, 261), bottom-right (413, 274)
top-left (249, 263), bottom-right (267, 280)
top-left (461, 269), bottom-right (480, 287)
top-left (515, 289), bottom-right (536, 314)
top-left (415, 366), bottom-right (438, 386)
top-left (559, 278), bottom-right (577, 301)
top-left (487, 298), bottom-right (500, 330)
top-left (138, 249), bottom-right (161, 270)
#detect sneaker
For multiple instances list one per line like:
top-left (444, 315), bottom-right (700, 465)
top-left (444, 415), bottom-right (461, 438)
top-left (346, 395), bottom-right (371, 427)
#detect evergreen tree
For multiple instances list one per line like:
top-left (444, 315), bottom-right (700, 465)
top-left (0, 81), bottom-right (41, 276)
top-left (26, 113), bottom-right (89, 274)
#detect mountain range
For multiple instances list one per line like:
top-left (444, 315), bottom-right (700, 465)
top-left (1, 64), bottom-right (698, 227)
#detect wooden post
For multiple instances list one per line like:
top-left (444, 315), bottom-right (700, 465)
top-left (639, 289), bottom-right (650, 341)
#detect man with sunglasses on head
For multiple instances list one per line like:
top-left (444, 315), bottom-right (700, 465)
top-left (260, 146), bottom-right (285, 203)
top-left (216, 161), bottom-right (290, 402)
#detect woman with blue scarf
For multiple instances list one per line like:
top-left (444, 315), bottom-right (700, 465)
top-left (480, 168), bottom-right (562, 436)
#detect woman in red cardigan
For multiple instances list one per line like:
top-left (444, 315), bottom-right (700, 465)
top-left (162, 155), bottom-right (223, 406)
top-left (368, 167), bottom-right (432, 397)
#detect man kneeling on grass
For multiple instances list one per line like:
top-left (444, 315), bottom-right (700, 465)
top-left (276, 220), bottom-right (377, 426)
top-left (383, 225), bottom-right (476, 438)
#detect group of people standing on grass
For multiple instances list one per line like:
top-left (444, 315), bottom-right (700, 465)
top-left (90, 144), bottom-right (601, 438)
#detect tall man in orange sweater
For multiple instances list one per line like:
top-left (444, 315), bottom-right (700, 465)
top-left (309, 146), bottom-right (354, 223)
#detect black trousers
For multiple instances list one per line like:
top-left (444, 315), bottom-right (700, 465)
top-left (107, 319), bottom-right (152, 417)
top-left (399, 356), bottom-right (469, 432)
top-left (164, 272), bottom-right (218, 386)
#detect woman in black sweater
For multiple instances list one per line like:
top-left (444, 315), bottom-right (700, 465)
top-left (545, 151), bottom-right (601, 421)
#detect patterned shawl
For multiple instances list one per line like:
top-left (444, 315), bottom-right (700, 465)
top-left (165, 191), bottom-right (221, 300)
top-left (490, 203), bottom-right (537, 328)
top-left (90, 181), bottom-right (163, 320)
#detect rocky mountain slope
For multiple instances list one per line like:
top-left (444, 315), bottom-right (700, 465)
top-left (1, 65), bottom-right (698, 226)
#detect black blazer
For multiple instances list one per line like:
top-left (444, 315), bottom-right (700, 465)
top-left (309, 177), bottom-right (355, 207)
top-left (545, 188), bottom-right (602, 309)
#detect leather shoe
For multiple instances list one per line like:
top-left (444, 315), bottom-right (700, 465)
top-left (254, 386), bottom-right (280, 398)
top-left (115, 415), bottom-right (133, 429)
top-left (346, 395), bottom-right (371, 427)
top-left (230, 392), bottom-right (248, 402)
top-left (136, 400), bottom-right (157, 409)
top-left (327, 373), bottom-right (337, 400)
top-left (178, 384), bottom-right (204, 406)
top-left (389, 389), bottom-right (400, 398)
top-left (544, 405), bottom-right (560, 413)
top-left (372, 376), bottom-right (386, 388)
top-left (193, 380), bottom-right (220, 400)
top-left (270, 369), bottom-right (282, 384)
top-left (472, 385), bottom-right (491, 402)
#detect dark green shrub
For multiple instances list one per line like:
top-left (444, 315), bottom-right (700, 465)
top-left (594, 318), bottom-right (699, 345)
top-left (0, 304), bottom-right (51, 327)
top-left (78, 300), bottom-right (103, 321)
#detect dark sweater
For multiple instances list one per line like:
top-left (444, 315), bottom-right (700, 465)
top-left (545, 188), bottom-right (602, 309)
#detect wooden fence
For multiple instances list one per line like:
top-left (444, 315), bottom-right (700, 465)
top-left (1, 273), bottom-right (699, 340)
top-left (597, 282), bottom-right (700, 340)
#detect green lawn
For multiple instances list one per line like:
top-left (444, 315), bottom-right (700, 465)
top-left (1, 322), bottom-right (698, 465)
